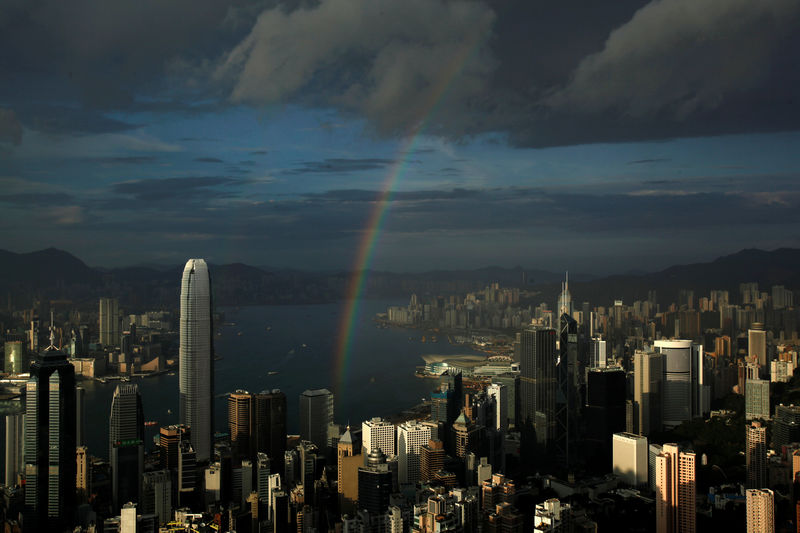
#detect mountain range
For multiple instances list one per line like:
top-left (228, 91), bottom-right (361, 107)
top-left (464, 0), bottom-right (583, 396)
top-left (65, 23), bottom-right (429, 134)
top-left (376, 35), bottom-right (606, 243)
top-left (0, 247), bottom-right (797, 310)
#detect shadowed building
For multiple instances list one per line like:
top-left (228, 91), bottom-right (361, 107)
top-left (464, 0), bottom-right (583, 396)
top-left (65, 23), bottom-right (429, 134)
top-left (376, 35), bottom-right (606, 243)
top-left (109, 383), bottom-right (144, 511)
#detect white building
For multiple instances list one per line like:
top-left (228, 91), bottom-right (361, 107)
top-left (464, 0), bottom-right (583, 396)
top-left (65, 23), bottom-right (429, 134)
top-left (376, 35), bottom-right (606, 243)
top-left (362, 417), bottom-right (396, 457)
top-left (487, 383), bottom-right (508, 432)
top-left (397, 421), bottom-right (431, 486)
top-left (612, 432), bottom-right (648, 487)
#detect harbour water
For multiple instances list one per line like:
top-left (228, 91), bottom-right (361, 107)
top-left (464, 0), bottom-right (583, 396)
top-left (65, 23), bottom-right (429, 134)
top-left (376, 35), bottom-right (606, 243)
top-left (73, 299), bottom-right (480, 459)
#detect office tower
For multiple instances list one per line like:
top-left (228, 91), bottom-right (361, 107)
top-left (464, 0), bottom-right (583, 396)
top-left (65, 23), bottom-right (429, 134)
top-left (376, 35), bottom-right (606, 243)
top-left (746, 489), bottom-right (775, 533)
top-left (5, 413), bottom-right (23, 486)
top-left (23, 329), bottom-right (77, 531)
top-left (4, 340), bottom-right (24, 373)
top-left (99, 297), bottom-right (121, 347)
top-left (179, 258), bottom-right (214, 462)
top-left (747, 421), bottom-right (767, 489)
top-left (76, 446), bottom-right (90, 502)
top-left (519, 327), bottom-right (557, 444)
top-left (590, 337), bottom-right (607, 368)
top-left (177, 440), bottom-right (197, 504)
top-left (612, 433), bottom-right (648, 487)
top-left (654, 340), bottom-right (702, 428)
top-left (240, 459), bottom-right (253, 508)
top-left (337, 426), bottom-right (361, 509)
top-left (452, 412), bottom-right (482, 459)
top-left (420, 440), bottom-right (445, 483)
top-left (257, 452), bottom-right (271, 501)
top-left (655, 443), bottom-right (696, 533)
top-left (397, 421), bottom-right (431, 486)
top-left (748, 324), bottom-right (767, 367)
top-left (431, 370), bottom-right (463, 425)
top-left (254, 389), bottom-right (287, 475)
top-left (229, 390), bottom-right (253, 459)
top-left (299, 389), bottom-right (333, 451)
top-left (556, 313), bottom-right (579, 465)
top-left (634, 350), bottom-right (663, 436)
top-left (76, 386), bottom-right (86, 447)
top-left (493, 373), bottom-right (518, 429)
top-left (358, 448), bottom-right (393, 515)
top-left (109, 383), bottom-right (145, 511)
top-left (774, 404), bottom-right (800, 447)
top-left (362, 417), bottom-right (396, 457)
top-left (557, 273), bottom-right (573, 317)
top-left (160, 424), bottom-right (190, 470)
top-left (487, 383), bottom-right (508, 432)
top-left (585, 367), bottom-right (626, 467)
top-left (745, 378), bottom-right (770, 420)
top-left (142, 470), bottom-right (172, 526)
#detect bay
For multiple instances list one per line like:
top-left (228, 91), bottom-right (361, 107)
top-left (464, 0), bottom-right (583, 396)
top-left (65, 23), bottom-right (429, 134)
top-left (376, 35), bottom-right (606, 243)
top-left (75, 299), bottom-right (480, 459)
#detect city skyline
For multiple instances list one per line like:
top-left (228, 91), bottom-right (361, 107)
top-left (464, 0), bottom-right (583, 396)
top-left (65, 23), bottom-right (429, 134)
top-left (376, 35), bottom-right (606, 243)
top-left (1, 2), bottom-right (799, 272)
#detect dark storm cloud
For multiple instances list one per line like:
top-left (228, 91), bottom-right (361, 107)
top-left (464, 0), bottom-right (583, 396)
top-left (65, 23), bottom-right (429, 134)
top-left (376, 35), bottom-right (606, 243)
top-left (195, 157), bottom-right (225, 163)
top-left (628, 158), bottom-right (670, 165)
top-left (0, 192), bottom-right (75, 206)
top-left (0, 108), bottom-right (23, 145)
top-left (14, 105), bottom-right (139, 135)
top-left (215, 0), bottom-right (800, 146)
top-left (93, 156), bottom-right (158, 165)
top-left (112, 176), bottom-right (243, 202)
top-left (288, 158), bottom-right (394, 175)
top-left (3, 0), bottom-right (800, 147)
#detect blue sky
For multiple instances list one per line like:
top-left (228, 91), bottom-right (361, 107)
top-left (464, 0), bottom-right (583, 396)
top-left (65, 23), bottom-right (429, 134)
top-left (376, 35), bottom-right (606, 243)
top-left (1, 0), bottom-right (799, 273)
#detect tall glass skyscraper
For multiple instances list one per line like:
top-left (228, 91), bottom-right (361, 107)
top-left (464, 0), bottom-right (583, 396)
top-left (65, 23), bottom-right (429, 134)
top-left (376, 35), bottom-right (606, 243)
top-left (23, 331), bottom-right (76, 531)
top-left (179, 258), bottom-right (213, 462)
top-left (110, 383), bottom-right (144, 511)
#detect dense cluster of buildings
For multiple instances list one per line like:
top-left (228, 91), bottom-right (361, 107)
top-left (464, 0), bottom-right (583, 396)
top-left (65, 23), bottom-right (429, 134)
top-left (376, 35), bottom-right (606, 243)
top-left (0, 265), bottom-right (798, 531)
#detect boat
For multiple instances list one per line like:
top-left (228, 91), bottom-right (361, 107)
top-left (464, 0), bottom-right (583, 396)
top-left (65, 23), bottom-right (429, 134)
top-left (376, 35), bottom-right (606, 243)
top-left (266, 326), bottom-right (272, 331)
top-left (167, 409), bottom-right (172, 415)
top-left (301, 343), bottom-right (307, 348)
top-left (144, 421), bottom-right (158, 427)
top-left (268, 371), bottom-right (279, 376)
top-left (237, 332), bottom-right (243, 336)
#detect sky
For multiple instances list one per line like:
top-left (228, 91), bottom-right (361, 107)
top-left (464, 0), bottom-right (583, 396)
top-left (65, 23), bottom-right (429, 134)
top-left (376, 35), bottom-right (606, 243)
top-left (1, 0), bottom-right (799, 274)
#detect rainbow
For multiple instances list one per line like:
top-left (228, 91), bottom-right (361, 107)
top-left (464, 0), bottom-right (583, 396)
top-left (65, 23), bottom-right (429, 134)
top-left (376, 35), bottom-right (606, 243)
top-left (332, 30), bottom-right (489, 396)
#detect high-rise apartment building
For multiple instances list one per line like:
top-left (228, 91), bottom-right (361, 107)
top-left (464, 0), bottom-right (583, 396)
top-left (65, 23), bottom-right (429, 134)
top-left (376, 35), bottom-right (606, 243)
top-left (655, 443), bottom-right (695, 533)
top-left (745, 378), bottom-right (770, 420)
top-left (746, 421), bottom-right (767, 489)
top-left (23, 332), bottom-right (77, 531)
top-left (299, 389), bottom-right (334, 452)
top-left (748, 324), bottom-right (767, 367)
top-left (109, 383), bottom-right (144, 511)
top-left (633, 350), bottom-right (663, 436)
top-left (179, 258), bottom-right (214, 462)
top-left (362, 417), bottom-right (396, 457)
top-left (746, 488), bottom-right (775, 533)
top-left (519, 327), bottom-right (557, 444)
top-left (612, 432), bottom-right (648, 487)
top-left (397, 421), bottom-right (431, 486)
top-left (99, 297), bottom-right (121, 347)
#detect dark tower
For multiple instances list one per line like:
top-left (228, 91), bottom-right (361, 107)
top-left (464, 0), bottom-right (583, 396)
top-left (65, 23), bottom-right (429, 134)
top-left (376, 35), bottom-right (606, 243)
top-left (23, 320), bottom-right (77, 531)
top-left (556, 313), bottom-right (579, 466)
top-left (109, 383), bottom-right (144, 511)
top-left (254, 389), bottom-right (287, 475)
top-left (519, 327), bottom-right (557, 445)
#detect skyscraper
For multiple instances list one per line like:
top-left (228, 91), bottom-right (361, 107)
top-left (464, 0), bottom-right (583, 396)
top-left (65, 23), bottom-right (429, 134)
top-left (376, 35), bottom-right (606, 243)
top-left (612, 432), bottom-right (648, 487)
top-left (634, 350), bottom-right (663, 436)
top-left (4, 340), bottom-right (24, 373)
top-left (5, 413), bottom-right (23, 487)
top-left (519, 327), bottom-right (557, 445)
top-left (99, 297), bottom-right (120, 347)
top-left (748, 324), bottom-right (767, 368)
top-left (23, 327), bottom-right (77, 531)
top-left (358, 448), bottom-right (393, 515)
top-left (486, 383), bottom-right (508, 432)
top-left (654, 340), bottom-right (703, 428)
top-left (746, 488), bottom-right (775, 533)
top-left (362, 417), bottom-right (396, 457)
top-left (179, 258), bottom-right (214, 462)
top-left (397, 421), bottom-right (431, 486)
top-left (746, 421), bottom-right (767, 489)
top-left (109, 383), bottom-right (144, 511)
top-left (229, 390), bottom-right (253, 459)
top-left (745, 378), bottom-right (770, 420)
top-left (655, 443), bottom-right (696, 533)
top-left (253, 389), bottom-right (287, 475)
top-left (299, 389), bottom-right (333, 452)
top-left (585, 367), bottom-right (626, 466)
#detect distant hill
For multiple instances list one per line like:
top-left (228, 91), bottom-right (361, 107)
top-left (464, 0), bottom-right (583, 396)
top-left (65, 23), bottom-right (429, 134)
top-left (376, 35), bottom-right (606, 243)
top-left (535, 248), bottom-right (800, 307)
top-left (0, 247), bottom-right (797, 309)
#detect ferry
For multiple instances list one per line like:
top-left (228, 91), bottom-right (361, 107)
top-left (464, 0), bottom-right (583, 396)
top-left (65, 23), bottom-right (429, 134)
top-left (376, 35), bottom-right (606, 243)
top-left (266, 326), bottom-right (272, 331)
top-left (421, 336), bottom-right (426, 343)
top-left (144, 421), bottom-right (158, 427)
top-left (237, 332), bottom-right (243, 336)
top-left (268, 371), bottom-right (279, 376)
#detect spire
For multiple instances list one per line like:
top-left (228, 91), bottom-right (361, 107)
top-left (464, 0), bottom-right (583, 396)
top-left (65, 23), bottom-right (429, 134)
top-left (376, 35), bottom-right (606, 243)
top-left (48, 309), bottom-right (56, 349)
